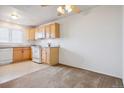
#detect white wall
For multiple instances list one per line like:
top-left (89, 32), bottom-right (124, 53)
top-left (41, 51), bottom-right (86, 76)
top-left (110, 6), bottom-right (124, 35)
top-left (0, 20), bottom-right (26, 30)
top-left (122, 6), bottom-right (124, 84)
top-left (56, 6), bottom-right (122, 78)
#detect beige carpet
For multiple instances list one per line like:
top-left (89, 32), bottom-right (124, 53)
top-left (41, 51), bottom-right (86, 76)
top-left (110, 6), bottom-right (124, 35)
top-left (0, 64), bottom-right (123, 88)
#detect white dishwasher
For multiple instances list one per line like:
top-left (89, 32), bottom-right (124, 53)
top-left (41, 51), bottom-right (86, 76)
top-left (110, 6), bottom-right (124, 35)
top-left (0, 48), bottom-right (13, 65)
top-left (31, 45), bottom-right (42, 63)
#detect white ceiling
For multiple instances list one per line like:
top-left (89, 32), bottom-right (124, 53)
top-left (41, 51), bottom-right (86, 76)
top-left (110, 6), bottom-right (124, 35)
top-left (0, 5), bottom-right (96, 27)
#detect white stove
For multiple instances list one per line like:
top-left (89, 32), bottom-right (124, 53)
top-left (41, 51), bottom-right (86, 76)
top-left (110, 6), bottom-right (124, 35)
top-left (31, 45), bottom-right (42, 63)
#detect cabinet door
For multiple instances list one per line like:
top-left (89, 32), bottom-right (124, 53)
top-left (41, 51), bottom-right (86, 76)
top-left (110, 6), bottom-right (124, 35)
top-left (40, 26), bottom-right (46, 38)
top-left (26, 28), bottom-right (35, 41)
top-left (46, 48), bottom-right (50, 64)
top-left (50, 23), bottom-right (60, 38)
top-left (35, 27), bottom-right (46, 39)
top-left (25, 29), bottom-right (29, 41)
top-left (41, 48), bottom-right (47, 63)
top-left (29, 28), bottom-right (35, 40)
top-left (49, 48), bottom-right (59, 65)
top-left (42, 48), bottom-right (50, 64)
top-left (45, 25), bottom-right (50, 39)
top-left (22, 48), bottom-right (31, 60)
top-left (13, 48), bottom-right (23, 63)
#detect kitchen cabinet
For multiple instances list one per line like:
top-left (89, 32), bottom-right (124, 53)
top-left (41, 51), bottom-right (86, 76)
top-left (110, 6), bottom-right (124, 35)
top-left (35, 26), bottom-right (45, 39)
top-left (26, 23), bottom-right (60, 40)
top-left (41, 48), bottom-right (47, 63)
top-left (13, 47), bottom-right (31, 63)
top-left (35, 23), bottom-right (60, 39)
top-left (13, 48), bottom-right (23, 62)
top-left (23, 48), bottom-right (32, 60)
top-left (45, 25), bottom-right (51, 39)
top-left (41, 47), bottom-right (59, 65)
top-left (26, 28), bottom-right (36, 41)
top-left (50, 23), bottom-right (60, 38)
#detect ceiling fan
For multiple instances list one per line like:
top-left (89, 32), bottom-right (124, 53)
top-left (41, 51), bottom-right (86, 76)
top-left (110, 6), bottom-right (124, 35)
top-left (41, 5), bottom-right (81, 16)
top-left (57, 5), bottom-right (81, 16)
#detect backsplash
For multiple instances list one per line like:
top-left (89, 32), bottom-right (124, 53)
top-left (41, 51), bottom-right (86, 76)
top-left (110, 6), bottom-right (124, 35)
top-left (33, 39), bottom-right (60, 47)
top-left (0, 39), bottom-right (60, 48)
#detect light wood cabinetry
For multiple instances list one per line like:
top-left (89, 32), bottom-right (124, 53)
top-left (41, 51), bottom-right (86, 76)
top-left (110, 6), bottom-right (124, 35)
top-left (40, 26), bottom-right (46, 39)
top-left (35, 23), bottom-right (60, 39)
top-left (25, 23), bottom-right (60, 40)
top-left (13, 47), bottom-right (31, 63)
top-left (41, 48), bottom-right (47, 63)
top-left (50, 23), bottom-right (60, 38)
top-left (26, 28), bottom-right (36, 41)
top-left (41, 47), bottom-right (59, 65)
top-left (13, 48), bottom-right (23, 62)
top-left (45, 25), bottom-right (51, 39)
top-left (23, 48), bottom-right (31, 60)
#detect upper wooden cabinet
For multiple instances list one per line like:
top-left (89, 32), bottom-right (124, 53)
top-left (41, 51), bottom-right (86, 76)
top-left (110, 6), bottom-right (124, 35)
top-left (35, 26), bottom-right (46, 39)
top-left (35, 23), bottom-right (60, 39)
top-left (26, 23), bottom-right (60, 40)
top-left (45, 25), bottom-right (50, 39)
top-left (50, 23), bottom-right (60, 38)
top-left (26, 28), bottom-right (36, 41)
top-left (40, 26), bottom-right (46, 38)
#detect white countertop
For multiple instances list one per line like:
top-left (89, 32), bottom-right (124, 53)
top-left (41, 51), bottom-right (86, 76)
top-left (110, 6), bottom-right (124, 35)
top-left (0, 43), bottom-right (31, 48)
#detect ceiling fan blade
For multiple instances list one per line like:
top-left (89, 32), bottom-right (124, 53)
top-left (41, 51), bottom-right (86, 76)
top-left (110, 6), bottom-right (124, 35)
top-left (57, 12), bottom-right (62, 16)
top-left (57, 12), bottom-right (67, 16)
top-left (71, 5), bottom-right (81, 13)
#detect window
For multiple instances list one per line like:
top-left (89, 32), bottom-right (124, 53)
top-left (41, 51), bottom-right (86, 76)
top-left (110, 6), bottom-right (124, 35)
top-left (11, 30), bottom-right (24, 43)
top-left (0, 28), bottom-right (10, 42)
top-left (0, 28), bottom-right (24, 43)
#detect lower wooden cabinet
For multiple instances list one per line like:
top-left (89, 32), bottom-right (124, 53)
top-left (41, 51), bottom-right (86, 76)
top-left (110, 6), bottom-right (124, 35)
top-left (13, 48), bottom-right (23, 62)
top-left (13, 47), bottom-right (59, 65)
top-left (41, 48), bottom-right (47, 63)
top-left (41, 47), bottom-right (59, 65)
top-left (13, 47), bottom-right (31, 63)
top-left (22, 48), bottom-right (32, 60)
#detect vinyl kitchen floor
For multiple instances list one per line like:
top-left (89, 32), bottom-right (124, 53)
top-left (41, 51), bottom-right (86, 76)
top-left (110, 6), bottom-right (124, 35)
top-left (0, 61), bottom-right (49, 84)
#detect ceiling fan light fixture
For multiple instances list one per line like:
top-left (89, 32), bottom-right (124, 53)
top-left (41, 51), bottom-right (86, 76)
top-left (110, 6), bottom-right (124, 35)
top-left (57, 5), bottom-right (80, 16)
top-left (65, 5), bottom-right (72, 13)
top-left (11, 13), bottom-right (19, 20)
top-left (57, 6), bottom-right (65, 15)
